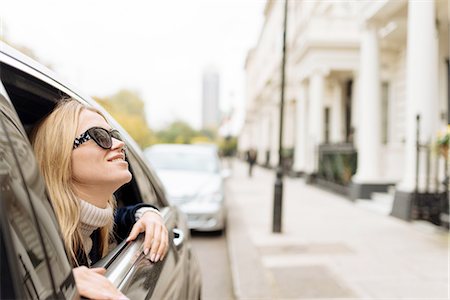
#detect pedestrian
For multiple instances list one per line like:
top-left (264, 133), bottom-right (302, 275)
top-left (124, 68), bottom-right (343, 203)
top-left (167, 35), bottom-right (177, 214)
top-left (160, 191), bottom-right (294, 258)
top-left (32, 98), bottom-right (169, 299)
top-left (246, 148), bottom-right (257, 177)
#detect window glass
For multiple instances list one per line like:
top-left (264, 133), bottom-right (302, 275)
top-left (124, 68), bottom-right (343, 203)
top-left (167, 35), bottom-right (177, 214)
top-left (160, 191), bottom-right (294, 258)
top-left (447, 59), bottom-right (449, 124)
top-left (0, 95), bottom-right (75, 298)
top-left (126, 151), bottom-right (159, 207)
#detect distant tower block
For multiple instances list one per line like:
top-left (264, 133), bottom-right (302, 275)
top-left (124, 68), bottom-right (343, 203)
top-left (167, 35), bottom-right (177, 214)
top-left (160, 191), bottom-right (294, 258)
top-left (202, 66), bottom-right (220, 130)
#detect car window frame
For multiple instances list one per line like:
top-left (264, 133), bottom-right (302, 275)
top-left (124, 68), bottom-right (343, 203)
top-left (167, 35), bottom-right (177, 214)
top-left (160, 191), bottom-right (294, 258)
top-left (0, 47), bottom-right (191, 298)
top-left (0, 53), bottom-right (170, 210)
top-left (0, 191), bottom-right (25, 299)
top-left (0, 102), bottom-right (59, 298)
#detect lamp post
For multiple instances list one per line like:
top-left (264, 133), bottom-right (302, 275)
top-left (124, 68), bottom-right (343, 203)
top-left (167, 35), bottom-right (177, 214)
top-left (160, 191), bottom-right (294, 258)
top-left (273, 0), bottom-right (288, 233)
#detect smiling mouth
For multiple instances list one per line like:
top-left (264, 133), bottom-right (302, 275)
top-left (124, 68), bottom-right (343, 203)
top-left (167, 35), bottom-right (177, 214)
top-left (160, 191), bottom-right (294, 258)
top-left (108, 155), bottom-right (126, 162)
top-left (110, 158), bottom-right (124, 162)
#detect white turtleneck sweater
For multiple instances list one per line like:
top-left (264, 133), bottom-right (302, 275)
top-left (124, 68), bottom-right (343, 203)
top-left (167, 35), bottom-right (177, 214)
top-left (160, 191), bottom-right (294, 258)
top-left (78, 199), bottom-right (161, 257)
top-left (79, 199), bottom-right (113, 256)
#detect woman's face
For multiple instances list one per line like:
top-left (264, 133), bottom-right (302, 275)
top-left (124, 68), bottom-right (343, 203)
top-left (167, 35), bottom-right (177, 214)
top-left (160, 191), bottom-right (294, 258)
top-left (71, 110), bottom-right (132, 200)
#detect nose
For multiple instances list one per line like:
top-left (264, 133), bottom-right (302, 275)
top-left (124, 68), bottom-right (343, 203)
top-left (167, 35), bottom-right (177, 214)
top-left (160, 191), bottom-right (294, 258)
top-left (111, 137), bottom-right (126, 151)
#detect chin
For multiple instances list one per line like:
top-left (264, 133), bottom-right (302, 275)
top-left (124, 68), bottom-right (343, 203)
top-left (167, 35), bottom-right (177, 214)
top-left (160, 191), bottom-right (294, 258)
top-left (118, 170), bottom-right (132, 184)
top-left (109, 171), bottom-right (133, 191)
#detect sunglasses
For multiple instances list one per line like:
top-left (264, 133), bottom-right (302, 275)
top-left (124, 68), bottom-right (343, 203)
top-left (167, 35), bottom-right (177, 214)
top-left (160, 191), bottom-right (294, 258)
top-left (73, 127), bottom-right (123, 150)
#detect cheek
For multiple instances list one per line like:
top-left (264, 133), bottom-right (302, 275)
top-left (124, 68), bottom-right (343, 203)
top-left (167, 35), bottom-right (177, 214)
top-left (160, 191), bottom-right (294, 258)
top-left (71, 149), bottom-right (104, 182)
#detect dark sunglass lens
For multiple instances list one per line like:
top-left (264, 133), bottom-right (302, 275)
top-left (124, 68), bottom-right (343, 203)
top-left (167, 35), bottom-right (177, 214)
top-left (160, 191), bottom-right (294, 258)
top-left (110, 130), bottom-right (122, 141)
top-left (90, 128), bottom-right (112, 149)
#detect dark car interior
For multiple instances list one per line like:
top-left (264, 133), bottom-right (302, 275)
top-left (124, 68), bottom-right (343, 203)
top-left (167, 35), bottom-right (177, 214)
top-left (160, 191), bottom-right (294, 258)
top-left (0, 62), bottom-right (147, 209)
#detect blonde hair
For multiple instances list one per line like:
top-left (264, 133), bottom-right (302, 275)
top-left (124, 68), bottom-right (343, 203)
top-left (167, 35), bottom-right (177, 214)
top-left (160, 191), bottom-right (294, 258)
top-left (32, 98), bottom-right (115, 266)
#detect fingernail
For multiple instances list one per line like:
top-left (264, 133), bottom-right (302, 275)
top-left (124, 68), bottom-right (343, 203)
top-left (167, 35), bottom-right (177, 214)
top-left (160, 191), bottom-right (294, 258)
top-left (151, 253), bottom-right (156, 261)
top-left (155, 254), bottom-right (161, 262)
top-left (144, 248), bottom-right (149, 256)
top-left (126, 237), bottom-right (130, 242)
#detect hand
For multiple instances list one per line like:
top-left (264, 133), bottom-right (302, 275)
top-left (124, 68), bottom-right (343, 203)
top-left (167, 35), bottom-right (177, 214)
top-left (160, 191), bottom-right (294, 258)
top-left (73, 266), bottom-right (129, 300)
top-left (126, 211), bottom-right (169, 262)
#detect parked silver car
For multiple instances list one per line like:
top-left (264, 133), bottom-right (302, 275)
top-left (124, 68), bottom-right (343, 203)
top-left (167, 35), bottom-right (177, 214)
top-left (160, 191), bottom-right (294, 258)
top-left (144, 144), bottom-right (228, 234)
top-left (0, 42), bottom-right (201, 299)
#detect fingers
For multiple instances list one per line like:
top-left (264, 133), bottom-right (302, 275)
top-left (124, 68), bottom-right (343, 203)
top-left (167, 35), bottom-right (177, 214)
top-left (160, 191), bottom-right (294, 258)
top-left (91, 267), bottom-right (107, 275)
top-left (126, 221), bottom-right (144, 242)
top-left (156, 226), bottom-right (169, 261)
top-left (143, 223), bottom-right (155, 256)
top-left (139, 211), bottom-right (169, 262)
top-left (73, 266), bottom-right (129, 300)
top-left (129, 211), bottom-right (169, 262)
top-left (148, 225), bottom-right (161, 261)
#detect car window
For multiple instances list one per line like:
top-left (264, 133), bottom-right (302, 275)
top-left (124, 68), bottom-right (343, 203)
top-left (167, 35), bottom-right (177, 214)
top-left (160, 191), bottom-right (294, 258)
top-left (0, 62), bottom-right (66, 130)
top-left (0, 95), bottom-right (76, 299)
top-left (126, 151), bottom-right (160, 207)
top-left (0, 61), bottom-right (167, 211)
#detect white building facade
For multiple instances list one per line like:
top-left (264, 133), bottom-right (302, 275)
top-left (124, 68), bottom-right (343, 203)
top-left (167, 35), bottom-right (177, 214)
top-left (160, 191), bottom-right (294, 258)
top-left (239, 0), bottom-right (449, 219)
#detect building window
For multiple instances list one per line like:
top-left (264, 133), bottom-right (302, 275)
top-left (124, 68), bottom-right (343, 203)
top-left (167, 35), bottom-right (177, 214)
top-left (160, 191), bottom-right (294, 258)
top-left (447, 59), bottom-right (449, 124)
top-left (344, 80), bottom-right (353, 143)
top-left (324, 107), bottom-right (330, 144)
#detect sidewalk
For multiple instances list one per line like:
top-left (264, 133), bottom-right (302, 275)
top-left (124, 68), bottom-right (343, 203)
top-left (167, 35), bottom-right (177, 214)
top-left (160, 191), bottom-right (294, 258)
top-left (225, 160), bottom-right (449, 300)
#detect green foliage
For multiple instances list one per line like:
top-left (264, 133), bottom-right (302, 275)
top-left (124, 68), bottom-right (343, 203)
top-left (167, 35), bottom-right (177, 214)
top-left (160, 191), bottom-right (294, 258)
top-left (218, 136), bottom-right (238, 157)
top-left (109, 90), bottom-right (146, 117)
top-left (318, 149), bottom-right (357, 186)
top-left (436, 125), bottom-right (450, 147)
top-left (95, 90), bottom-right (225, 149)
top-left (156, 121), bottom-right (216, 145)
top-left (94, 90), bottom-right (155, 149)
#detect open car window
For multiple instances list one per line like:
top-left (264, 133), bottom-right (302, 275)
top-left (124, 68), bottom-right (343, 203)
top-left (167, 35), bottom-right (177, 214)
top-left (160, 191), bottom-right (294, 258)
top-left (0, 61), bottom-right (166, 210)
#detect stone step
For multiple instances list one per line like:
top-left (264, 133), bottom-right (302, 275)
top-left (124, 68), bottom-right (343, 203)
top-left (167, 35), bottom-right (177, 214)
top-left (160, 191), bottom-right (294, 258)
top-left (355, 192), bottom-right (394, 215)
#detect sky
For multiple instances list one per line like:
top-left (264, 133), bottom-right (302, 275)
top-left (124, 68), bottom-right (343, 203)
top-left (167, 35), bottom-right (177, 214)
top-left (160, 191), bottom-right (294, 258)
top-left (1, 0), bottom-right (266, 132)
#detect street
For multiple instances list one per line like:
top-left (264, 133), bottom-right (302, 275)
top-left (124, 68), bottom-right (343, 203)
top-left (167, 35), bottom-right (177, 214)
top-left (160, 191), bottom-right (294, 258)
top-left (191, 231), bottom-right (234, 300)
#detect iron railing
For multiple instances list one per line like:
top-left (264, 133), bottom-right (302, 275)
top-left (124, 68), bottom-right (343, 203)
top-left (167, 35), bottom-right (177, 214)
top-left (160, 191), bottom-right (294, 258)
top-left (412, 115), bottom-right (449, 227)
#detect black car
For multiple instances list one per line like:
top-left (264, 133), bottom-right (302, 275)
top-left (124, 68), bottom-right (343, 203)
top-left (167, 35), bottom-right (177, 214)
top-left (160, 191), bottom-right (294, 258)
top-left (0, 42), bottom-right (201, 299)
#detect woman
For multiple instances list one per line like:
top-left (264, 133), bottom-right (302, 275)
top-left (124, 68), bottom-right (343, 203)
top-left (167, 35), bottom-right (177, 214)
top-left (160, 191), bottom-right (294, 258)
top-left (32, 98), bottom-right (168, 299)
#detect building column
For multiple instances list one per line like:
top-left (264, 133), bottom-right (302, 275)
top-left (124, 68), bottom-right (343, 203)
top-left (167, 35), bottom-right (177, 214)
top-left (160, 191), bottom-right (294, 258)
top-left (392, 0), bottom-right (439, 220)
top-left (305, 71), bottom-right (325, 178)
top-left (354, 22), bottom-right (381, 181)
top-left (293, 82), bottom-right (307, 173)
top-left (350, 22), bottom-right (389, 200)
top-left (257, 112), bottom-right (265, 165)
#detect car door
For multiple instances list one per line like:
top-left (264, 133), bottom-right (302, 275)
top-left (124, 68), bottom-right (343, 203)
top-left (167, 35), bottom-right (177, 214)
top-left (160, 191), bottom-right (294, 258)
top-left (0, 46), bottom-right (201, 300)
top-left (92, 147), bottom-right (195, 300)
top-left (0, 90), bottom-right (78, 299)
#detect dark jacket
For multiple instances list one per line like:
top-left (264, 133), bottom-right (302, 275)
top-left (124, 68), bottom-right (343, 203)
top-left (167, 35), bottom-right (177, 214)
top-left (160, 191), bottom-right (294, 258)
top-left (76, 203), bottom-right (157, 266)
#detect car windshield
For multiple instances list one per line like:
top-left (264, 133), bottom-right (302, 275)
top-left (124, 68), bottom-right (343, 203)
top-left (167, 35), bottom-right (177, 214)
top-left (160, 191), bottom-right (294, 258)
top-left (146, 149), bottom-right (219, 173)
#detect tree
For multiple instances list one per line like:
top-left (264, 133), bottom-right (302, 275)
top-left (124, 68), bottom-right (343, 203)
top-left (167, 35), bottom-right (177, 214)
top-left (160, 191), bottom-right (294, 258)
top-left (156, 121), bottom-right (217, 145)
top-left (94, 90), bottom-right (155, 149)
top-left (218, 136), bottom-right (237, 157)
top-left (156, 121), bottom-right (198, 144)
